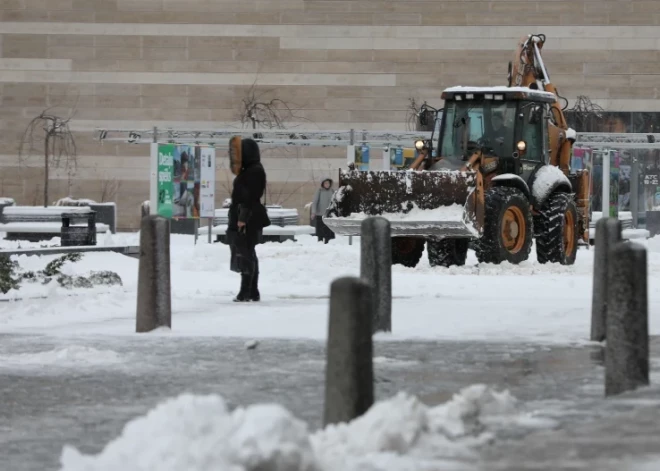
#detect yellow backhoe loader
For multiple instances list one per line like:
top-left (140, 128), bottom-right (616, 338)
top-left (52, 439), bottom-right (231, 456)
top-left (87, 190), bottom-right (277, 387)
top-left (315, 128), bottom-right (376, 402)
top-left (323, 33), bottom-right (590, 267)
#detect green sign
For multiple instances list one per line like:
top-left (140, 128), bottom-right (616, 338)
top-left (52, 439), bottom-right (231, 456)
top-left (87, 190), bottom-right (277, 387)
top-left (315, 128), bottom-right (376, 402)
top-left (157, 144), bottom-right (175, 218)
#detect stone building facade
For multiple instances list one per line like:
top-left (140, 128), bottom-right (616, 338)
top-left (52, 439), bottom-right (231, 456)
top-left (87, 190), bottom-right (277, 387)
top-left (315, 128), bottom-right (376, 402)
top-left (0, 0), bottom-right (659, 229)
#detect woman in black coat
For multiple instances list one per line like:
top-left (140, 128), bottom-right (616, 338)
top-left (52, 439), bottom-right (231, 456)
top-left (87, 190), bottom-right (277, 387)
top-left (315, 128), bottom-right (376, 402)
top-left (227, 137), bottom-right (270, 302)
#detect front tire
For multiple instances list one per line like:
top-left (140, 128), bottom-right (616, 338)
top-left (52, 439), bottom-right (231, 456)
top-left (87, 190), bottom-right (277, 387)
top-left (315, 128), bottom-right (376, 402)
top-left (391, 237), bottom-right (425, 268)
top-left (475, 186), bottom-right (533, 264)
top-left (535, 192), bottom-right (578, 265)
top-left (427, 238), bottom-right (469, 267)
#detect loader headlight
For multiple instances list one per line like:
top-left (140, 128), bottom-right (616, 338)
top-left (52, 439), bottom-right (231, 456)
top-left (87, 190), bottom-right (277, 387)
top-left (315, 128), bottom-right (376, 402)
top-left (516, 140), bottom-right (526, 152)
top-left (415, 140), bottom-right (425, 150)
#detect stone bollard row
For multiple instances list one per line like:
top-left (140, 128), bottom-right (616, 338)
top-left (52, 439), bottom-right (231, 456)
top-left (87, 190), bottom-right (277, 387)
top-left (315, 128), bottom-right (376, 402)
top-left (323, 276), bottom-right (374, 426)
top-left (136, 215), bottom-right (172, 333)
top-left (590, 217), bottom-right (622, 342)
top-left (360, 217), bottom-right (392, 333)
top-left (591, 217), bottom-right (650, 397)
top-left (604, 240), bottom-right (649, 397)
top-left (323, 216), bottom-right (394, 426)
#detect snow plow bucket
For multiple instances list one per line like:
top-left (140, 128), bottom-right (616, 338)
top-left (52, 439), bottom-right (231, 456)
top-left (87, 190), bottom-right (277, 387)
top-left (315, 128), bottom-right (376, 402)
top-left (322, 169), bottom-right (482, 238)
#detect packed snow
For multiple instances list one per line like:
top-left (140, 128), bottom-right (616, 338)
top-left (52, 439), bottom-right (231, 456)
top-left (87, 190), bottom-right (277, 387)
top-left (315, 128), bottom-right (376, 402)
top-left (0, 345), bottom-right (122, 367)
top-left (2, 232), bottom-right (660, 344)
top-left (59, 384), bottom-right (523, 471)
top-left (336, 203), bottom-right (465, 221)
top-left (531, 165), bottom-right (572, 202)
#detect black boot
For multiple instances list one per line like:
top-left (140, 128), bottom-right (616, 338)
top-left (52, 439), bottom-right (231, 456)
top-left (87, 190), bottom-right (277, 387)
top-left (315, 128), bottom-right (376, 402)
top-left (233, 274), bottom-right (252, 302)
top-left (250, 271), bottom-right (260, 302)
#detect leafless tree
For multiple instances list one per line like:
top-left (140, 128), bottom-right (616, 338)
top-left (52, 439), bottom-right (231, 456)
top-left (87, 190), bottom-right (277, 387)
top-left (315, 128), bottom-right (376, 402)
top-left (406, 97), bottom-right (424, 131)
top-left (100, 177), bottom-right (121, 203)
top-left (566, 95), bottom-right (605, 132)
top-left (238, 75), bottom-right (313, 130)
top-left (232, 74), bottom-right (320, 206)
top-left (18, 104), bottom-right (78, 207)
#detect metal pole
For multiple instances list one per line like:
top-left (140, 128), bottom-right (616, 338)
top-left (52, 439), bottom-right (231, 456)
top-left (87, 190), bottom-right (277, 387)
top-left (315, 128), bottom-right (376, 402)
top-left (631, 154), bottom-right (640, 228)
top-left (602, 149), bottom-right (610, 217)
top-left (194, 218), bottom-right (199, 245)
top-left (207, 217), bottom-right (212, 244)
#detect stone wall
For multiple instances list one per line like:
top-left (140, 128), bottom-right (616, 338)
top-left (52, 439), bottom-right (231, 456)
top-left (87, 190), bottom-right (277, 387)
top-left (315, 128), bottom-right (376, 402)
top-left (1, 0), bottom-right (659, 229)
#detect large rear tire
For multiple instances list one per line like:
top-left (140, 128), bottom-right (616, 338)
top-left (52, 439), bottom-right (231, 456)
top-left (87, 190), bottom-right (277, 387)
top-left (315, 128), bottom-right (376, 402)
top-left (391, 237), bottom-right (425, 268)
top-left (475, 186), bottom-right (533, 264)
top-left (535, 192), bottom-right (578, 265)
top-left (427, 238), bottom-right (469, 267)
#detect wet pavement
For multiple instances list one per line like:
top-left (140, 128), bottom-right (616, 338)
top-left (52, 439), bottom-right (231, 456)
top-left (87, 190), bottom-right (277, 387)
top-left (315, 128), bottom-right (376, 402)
top-left (0, 334), bottom-right (659, 470)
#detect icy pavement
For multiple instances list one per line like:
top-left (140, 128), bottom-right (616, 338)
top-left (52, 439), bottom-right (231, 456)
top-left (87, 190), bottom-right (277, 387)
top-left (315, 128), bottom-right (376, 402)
top-left (2, 233), bottom-right (660, 469)
top-left (0, 334), bottom-right (659, 470)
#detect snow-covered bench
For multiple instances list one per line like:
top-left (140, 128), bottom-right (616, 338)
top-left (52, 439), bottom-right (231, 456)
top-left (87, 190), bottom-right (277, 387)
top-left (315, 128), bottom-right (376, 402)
top-left (211, 224), bottom-right (315, 244)
top-left (211, 205), bottom-right (314, 243)
top-left (0, 206), bottom-right (109, 243)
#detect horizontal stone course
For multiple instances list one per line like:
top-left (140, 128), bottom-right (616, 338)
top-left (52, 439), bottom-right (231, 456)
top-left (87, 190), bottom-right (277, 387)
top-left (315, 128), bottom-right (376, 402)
top-left (1, 1), bottom-right (659, 229)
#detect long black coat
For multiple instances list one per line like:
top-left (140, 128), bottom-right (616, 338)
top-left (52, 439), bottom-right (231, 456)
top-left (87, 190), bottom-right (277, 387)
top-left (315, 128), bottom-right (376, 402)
top-left (227, 139), bottom-right (270, 245)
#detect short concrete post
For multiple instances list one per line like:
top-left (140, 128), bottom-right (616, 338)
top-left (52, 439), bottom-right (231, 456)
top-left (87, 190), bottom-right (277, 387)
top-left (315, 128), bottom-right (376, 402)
top-left (590, 217), bottom-right (622, 341)
top-left (140, 201), bottom-right (150, 219)
top-left (323, 277), bottom-right (374, 426)
top-left (605, 242), bottom-right (649, 397)
top-left (136, 215), bottom-right (172, 333)
top-left (360, 217), bottom-right (392, 333)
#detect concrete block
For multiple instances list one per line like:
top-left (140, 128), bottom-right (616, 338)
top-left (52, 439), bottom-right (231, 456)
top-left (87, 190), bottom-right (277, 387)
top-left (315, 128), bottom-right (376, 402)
top-left (49, 46), bottom-right (95, 60)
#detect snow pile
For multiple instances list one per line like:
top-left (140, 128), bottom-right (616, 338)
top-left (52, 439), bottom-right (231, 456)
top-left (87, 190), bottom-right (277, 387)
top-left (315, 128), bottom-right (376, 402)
top-left (60, 394), bottom-right (317, 471)
top-left (53, 196), bottom-right (98, 206)
top-left (0, 346), bottom-right (122, 367)
top-left (531, 166), bottom-right (571, 203)
top-left (341, 203), bottom-right (465, 222)
top-left (59, 385), bottom-right (518, 471)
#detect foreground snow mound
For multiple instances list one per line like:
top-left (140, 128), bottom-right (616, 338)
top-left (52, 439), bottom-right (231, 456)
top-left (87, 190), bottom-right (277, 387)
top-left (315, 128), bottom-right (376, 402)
top-left (59, 385), bottom-right (517, 471)
top-left (312, 384), bottom-right (517, 470)
top-left (60, 394), bottom-right (317, 471)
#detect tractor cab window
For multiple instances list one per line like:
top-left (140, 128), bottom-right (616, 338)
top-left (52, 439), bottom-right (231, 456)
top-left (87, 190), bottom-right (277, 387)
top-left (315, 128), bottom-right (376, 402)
top-left (518, 102), bottom-right (545, 162)
top-left (440, 100), bottom-right (517, 167)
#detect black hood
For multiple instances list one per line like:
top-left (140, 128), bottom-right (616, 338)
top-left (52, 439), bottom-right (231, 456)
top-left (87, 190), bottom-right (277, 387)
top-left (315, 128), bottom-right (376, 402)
top-left (320, 177), bottom-right (333, 187)
top-left (241, 138), bottom-right (261, 169)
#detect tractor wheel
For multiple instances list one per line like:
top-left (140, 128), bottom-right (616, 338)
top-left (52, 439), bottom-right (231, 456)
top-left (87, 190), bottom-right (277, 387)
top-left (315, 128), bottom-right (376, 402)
top-left (475, 186), bottom-right (533, 264)
top-left (391, 237), bottom-right (425, 268)
top-left (535, 192), bottom-right (578, 265)
top-left (427, 238), bottom-right (469, 268)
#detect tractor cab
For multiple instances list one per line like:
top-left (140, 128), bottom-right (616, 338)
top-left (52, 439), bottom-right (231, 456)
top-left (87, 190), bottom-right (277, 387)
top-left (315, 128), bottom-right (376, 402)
top-left (424, 86), bottom-right (558, 179)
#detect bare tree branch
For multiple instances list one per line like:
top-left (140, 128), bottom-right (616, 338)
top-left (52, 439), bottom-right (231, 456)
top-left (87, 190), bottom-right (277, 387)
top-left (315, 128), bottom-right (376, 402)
top-left (566, 95), bottom-right (605, 133)
top-left (232, 72), bottom-right (320, 206)
top-left (18, 102), bottom-right (78, 207)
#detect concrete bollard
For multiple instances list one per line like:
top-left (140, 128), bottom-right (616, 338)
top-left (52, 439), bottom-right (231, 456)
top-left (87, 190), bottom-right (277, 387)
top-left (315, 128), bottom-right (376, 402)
top-left (136, 215), bottom-right (172, 333)
top-left (605, 241), bottom-right (649, 397)
top-left (140, 201), bottom-right (150, 219)
top-left (590, 217), bottom-right (622, 342)
top-left (360, 217), bottom-right (392, 333)
top-left (323, 277), bottom-right (374, 427)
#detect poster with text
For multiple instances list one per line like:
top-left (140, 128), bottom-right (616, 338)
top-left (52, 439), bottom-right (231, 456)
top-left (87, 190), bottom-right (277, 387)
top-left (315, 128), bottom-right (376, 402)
top-left (154, 144), bottom-right (216, 220)
top-left (199, 146), bottom-right (216, 218)
top-left (355, 145), bottom-right (370, 171)
top-left (156, 144), bottom-right (175, 218)
top-left (172, 144), bottom-right (200, 219)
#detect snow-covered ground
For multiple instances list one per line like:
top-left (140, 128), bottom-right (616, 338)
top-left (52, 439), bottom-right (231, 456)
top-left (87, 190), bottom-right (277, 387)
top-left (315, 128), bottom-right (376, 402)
top-left (2, 231), bottom-right (660, 344)
top-left (3, 231), bottom-right (660, 471)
